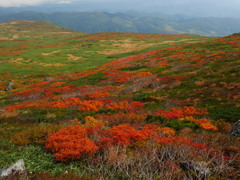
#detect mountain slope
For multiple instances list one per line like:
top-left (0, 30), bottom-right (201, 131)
top-left (1, 31), bottom-right (239, 122)
top-left (0, 11), bottom-right (240, 36)
top-left (0, 20), bottom-right (210, 92)
top-left (0, 22), bottom-right (239, 179)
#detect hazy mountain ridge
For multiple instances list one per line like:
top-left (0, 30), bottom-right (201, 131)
top-left (0, 11), bottom-right (240, 36)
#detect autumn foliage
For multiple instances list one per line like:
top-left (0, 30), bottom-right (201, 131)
top-left (154, 106), bottom-right (208, 119)
top-left (154, 106), bottom-right (217, 131)
top-left (46, 124), bottom-right (208, 162)
top-left (46, 126), bottom-right (99, 162)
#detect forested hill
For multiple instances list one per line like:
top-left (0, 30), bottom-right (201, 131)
top-left (0, 11), bottom-right (240, 36)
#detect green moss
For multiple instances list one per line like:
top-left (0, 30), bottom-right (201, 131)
top-left (208, 105), bottom-right (240, 122)
top-left (132, 92), bottom-right (151, 102)
top-left (67, 72), bottom-right (107, 86)
top-left (166, 120), bottom-right (200, 131)
top-left (145, 115), bottom-right (167, 125)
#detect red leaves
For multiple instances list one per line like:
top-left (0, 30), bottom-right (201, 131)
top-left (0, 45), bottom-right (28, 56)
top-left (47, 98), bottom-right (144, 112)
top-left (41, 84), bottom-right (74, 98)
top-left (154, 106), bottom-right (217, 131)
top-left (154, 106), bottom-right (208, 120)
top-left (155, 109), bottom-right (184, 119)
top-left (48, 98), bottom-right (104, 111)
top-left (46, 126), bottom-right (99, 162)
top-left (5, 102), bottom-right (39, 111)
top-left (97, 137), bottom-right (115, 149)
top-left (111, 124), bottom-right (146, 145)
top-left (46, 124), bottom-right (208, 162)
top-left (6, 96), bottom-right (144, 112)
top-left (105, 100), bottom-right (144, 112)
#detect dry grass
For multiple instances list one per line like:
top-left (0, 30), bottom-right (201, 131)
top-left (68, 54), bottom-right (84, 61)
top-left (98, 39), bottom-right (201, 55)
top-left (41, 50), bottom-right (62, 56)
top-left (39, 63), bottom-right (65, 67)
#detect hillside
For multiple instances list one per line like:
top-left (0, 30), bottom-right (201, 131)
top-left (0, 11), bottom-right (240, 36)
top-left (0, 20), bottom-right (211, 91)
top-left (0, 21), bottom-right (239, 179)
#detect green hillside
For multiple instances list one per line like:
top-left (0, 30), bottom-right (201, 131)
top-left (0, 20), bottom-right (210, 91)
top-left (0, 21), bottom-right (239, 180)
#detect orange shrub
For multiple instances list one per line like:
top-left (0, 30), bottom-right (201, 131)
top-left (155, 106), bottom-right (208, 120)
top-left (49, 82), bottom-right (66, 87)
top-left (159, 127), bottom-right (176, 137)
top-left (46, 126), bottom-right (99, 162)
top-left (110, 124), bottom-right (147, 145)
top-left (45, 123), bottom-right (209, 162)
top-left (200, 123), bottom-right (218, 131)
top-left (6, 102), bottom-right (39, 111)
top-left (180, 116), bottom-right (218, 131)
top-left (105, 100), bottom-right (144, 111)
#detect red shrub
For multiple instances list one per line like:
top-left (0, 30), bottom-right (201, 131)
top-left (46, 126), bottom-right (99, 162)
top-left (45, 124), bottom-right (209, 162)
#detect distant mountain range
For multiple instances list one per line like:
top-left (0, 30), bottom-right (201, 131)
top-left (0, 11), bottom-right (240, 37)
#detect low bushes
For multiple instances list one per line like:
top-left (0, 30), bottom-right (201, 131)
top-left (45, 124), bottom-right (205, 162)
top-left (11, 125), bottom-right (63, 146)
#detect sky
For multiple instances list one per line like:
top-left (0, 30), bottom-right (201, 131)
top-left (0, 0), bottom-right (240, 18)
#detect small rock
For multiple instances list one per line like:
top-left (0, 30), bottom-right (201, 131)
top-left (5, 81), bottom-right (15, 91)
top-left (44, 77), bottom-right (53, 81)
top-left (0, 159), bottom-right (25, 178)
top-left (180, 161), bottom-right (210, 179)
top-left (228, 120), bottom-right (240, 137)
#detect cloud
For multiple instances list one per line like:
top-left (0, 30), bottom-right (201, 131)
top-left (0, 0), bottom-right (75, 7)
top-left (1, 0), bottom-right (240, 8)
top-left (55, 0), bottom-right (73, 4)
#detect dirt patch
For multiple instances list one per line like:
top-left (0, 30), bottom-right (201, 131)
top-left (0, 36), bottom-right (10, 40)
top-left (49, 32), bottom-right (73, 34)
top-left (10, 58), bottom-right (24, 64)
top-left (98, 40), bottom-right (152, 55)
top-left (25, 59), bottom-right (32, 63)
top-left (41, 50), bottom-right (62, 56)
top-left (39, 63), bottom-right (65, 67)
top-left (41, 48), bottom-right (77, 56)
top-left (9, 20), bottom-right (35, 24)
top-left (98, 39), bottom-right (199, 55)
top-left (12, 35), bottom-right (19, 39)
top-left (9, 58), bottom-right (34, 64)
top-left (67, 54), bottom-right (84, 61)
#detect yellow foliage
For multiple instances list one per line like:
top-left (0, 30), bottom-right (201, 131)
top-left (11, 125), bottom-right (63, 146)
top-left (83, 116), bottom-right (103, 127)
top-left (159, 127), bottom-right (176, 137)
